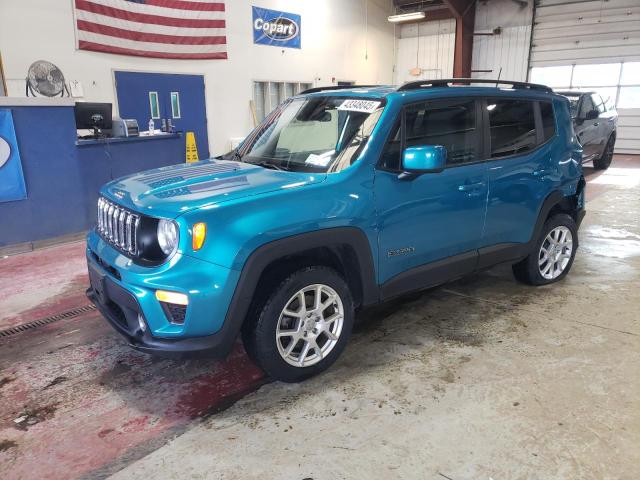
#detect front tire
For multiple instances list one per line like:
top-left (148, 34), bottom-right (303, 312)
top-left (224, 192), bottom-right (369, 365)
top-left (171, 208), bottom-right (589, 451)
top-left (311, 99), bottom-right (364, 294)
top-left (513, 213), bottom-right (578, 286)
top-left (243, 266), bottom-right (354, 383)
top-left (593, 134), bottom-right (615, 170)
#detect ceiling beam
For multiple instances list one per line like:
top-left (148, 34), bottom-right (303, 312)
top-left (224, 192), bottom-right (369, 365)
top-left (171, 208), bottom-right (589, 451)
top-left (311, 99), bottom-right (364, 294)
top-left (442, 0), bottom-right (476, 78)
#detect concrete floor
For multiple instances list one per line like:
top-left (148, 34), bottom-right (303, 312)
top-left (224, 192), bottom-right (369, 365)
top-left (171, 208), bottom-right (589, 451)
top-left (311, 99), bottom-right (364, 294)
top-left (1, 156), bottom-right (639, 479)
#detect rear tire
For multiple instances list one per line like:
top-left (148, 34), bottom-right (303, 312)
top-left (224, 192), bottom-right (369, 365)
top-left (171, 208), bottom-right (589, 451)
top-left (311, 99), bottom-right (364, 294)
top-left (593, 134), bottom-right (615, 170)
top-left (513, 213), bottom-right (578, 286)
top-left (242, 266), bottom-right (354, 383)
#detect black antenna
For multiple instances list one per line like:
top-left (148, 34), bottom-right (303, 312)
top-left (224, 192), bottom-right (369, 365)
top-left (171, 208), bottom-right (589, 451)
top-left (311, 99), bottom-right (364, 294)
top-left (495, 67), bottom-right (503, 88)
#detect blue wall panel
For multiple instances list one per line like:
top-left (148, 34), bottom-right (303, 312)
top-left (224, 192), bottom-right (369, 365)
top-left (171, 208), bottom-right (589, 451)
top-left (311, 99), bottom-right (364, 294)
top-left (0, 105), bottom-right (183, 247)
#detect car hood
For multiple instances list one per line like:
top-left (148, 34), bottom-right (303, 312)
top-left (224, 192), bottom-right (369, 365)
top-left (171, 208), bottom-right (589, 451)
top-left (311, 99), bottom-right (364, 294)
top-left (101, 159), bottom-right (326, 218)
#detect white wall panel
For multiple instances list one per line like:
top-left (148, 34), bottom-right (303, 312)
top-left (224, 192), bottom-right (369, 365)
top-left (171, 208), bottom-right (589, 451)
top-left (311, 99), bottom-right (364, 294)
top-left (394, 20), bottom-right (455, 85)
top-left (617, 109), bottom-right (640, 154)
top-left (531, 0), bottom-right (640, 66)
top-left (472, 0), bottom-right (533, 82)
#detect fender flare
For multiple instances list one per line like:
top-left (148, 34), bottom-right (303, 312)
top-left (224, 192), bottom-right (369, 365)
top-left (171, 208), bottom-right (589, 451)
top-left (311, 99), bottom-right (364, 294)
top-left (215, 227), bottom-right (379, 356)
top-left (527, 190), bottom-right (566, 249)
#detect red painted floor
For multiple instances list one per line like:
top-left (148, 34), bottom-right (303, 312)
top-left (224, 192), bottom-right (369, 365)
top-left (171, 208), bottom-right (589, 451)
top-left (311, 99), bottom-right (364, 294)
top-left (0, 242), bottom-right (264, 479)
top-left (0, 154), bottom-right (638, 479)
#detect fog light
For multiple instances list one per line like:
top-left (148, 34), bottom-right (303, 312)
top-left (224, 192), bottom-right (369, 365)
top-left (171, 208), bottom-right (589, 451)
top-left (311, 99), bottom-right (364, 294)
top-left (137, 314), bottom-right (147, 332)
top-left (155, 289), bottom-right (189, 305)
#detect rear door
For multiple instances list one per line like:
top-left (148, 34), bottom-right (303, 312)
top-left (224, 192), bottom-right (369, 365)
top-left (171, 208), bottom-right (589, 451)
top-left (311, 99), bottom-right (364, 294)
top-left (114, 71), bottom-right (210, 159)
top-left (481, 97), bottom-right (555, 262)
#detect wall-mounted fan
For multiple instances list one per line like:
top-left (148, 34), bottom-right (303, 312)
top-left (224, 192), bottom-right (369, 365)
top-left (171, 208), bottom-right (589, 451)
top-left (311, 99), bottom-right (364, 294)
top-left (25, 60), bottom-right (70, 97)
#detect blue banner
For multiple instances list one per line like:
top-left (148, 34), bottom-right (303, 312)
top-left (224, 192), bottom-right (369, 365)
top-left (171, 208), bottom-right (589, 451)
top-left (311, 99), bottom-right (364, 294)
top-left (252, 6), bottom-right (301, 49)
top-left (0, 109), bottom-right (27, 203)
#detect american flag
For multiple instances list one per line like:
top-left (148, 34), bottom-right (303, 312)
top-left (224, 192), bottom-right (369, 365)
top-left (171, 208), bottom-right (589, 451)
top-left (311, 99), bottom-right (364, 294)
top-left (73, 0), bottom-right (227, 59)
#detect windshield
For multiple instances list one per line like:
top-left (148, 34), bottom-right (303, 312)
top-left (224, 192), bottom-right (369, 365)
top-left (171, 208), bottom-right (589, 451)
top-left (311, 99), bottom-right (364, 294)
top-left (236, 96), bottom-right (385, 173)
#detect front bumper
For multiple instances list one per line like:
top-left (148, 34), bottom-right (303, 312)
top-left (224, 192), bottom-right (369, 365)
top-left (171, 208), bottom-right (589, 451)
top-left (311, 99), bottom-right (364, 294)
top-left (86, 231), bottom-right (241, 357)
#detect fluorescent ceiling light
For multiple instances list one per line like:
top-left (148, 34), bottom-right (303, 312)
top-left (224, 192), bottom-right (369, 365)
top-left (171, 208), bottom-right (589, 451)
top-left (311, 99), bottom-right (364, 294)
top-left (387, 12), bottom-right (426, 23)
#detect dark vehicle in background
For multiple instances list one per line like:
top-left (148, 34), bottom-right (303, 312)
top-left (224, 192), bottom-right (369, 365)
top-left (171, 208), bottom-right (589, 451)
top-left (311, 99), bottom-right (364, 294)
top-left (556, 91), bottom-right (618, 170)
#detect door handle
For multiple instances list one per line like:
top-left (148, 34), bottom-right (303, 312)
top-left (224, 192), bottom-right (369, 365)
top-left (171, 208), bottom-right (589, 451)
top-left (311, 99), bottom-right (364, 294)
top-left (458, 182), bottom-right (485, 197)
top-left (533, 169), bottom-right (551, 178)
top-left (458, 182), bottom-right (484, 192)
top-left (593, 122), bottom-right (599, 126)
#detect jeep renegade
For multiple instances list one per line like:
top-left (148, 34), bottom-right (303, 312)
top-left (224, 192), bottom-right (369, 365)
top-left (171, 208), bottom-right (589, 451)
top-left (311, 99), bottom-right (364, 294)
top-left (87, 79), bottom-right (586, 382)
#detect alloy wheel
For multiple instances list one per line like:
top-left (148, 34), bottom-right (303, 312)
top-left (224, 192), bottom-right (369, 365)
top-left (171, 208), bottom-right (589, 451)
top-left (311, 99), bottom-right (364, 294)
top-left (275, 284), bottom-right (344, 368)
top-left (538, 226), bottom-right (573, 280)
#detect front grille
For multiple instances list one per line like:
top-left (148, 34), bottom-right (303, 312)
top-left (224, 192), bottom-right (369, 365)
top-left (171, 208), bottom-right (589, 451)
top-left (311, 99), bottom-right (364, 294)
top-left (97, 197), bottom-right (140, 256)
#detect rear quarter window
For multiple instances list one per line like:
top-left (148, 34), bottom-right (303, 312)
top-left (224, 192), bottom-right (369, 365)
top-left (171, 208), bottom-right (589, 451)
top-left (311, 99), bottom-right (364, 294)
top-left (540, 101), bottom-right (556, 142)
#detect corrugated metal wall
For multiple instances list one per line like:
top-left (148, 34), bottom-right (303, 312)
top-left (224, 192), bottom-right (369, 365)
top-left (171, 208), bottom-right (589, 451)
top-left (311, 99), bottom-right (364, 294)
top-left (394, 19), bottom-right (456, 85)
top-left (531, 0), bottom-right (640, 154)
top-left (531, 0), bottom-right (640, 67)
top-left (472, 0), bottom-right (533, 82)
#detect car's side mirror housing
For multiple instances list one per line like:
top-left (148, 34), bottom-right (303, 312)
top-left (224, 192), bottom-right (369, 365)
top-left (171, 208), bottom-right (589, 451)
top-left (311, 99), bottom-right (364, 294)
top-left (585, 109), bottom-right (599, 120)
top-left (399, 145), bottom-right (446, 180)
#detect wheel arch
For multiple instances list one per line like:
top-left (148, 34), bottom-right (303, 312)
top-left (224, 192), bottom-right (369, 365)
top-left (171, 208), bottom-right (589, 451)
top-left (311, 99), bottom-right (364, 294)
top-left (530, 189), bottom-right (580, 249)
top-left (219, 227), bottom-right (379, 353)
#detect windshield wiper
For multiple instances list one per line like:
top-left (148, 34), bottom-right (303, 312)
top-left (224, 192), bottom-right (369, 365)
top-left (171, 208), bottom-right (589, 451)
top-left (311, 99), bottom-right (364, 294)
top-left (253, 160), bottom-right (285, 171)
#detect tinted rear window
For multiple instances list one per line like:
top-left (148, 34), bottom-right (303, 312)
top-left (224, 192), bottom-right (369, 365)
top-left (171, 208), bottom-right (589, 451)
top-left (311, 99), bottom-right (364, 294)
top-left (488, 99), bottom-right (537, 158)
top-left (540, 101), bottom-right (556, 142)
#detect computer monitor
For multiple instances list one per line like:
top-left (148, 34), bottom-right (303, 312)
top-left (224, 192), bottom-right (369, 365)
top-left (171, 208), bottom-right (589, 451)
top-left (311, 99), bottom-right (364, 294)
top-left (74, 102), bottom-right (112, 136)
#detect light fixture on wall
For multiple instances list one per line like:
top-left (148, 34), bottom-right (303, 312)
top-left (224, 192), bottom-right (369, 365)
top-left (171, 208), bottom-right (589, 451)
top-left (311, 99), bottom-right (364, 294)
top-left (387, 11), bottom-right (426, 23)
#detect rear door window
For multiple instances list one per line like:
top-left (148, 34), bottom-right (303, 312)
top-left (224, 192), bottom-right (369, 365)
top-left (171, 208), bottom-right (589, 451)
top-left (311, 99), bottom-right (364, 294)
top-left (487, 99), bottom-right (537, 158)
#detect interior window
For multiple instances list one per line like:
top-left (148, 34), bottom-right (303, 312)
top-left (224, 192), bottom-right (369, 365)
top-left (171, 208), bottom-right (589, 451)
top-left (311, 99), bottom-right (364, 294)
top-left (405, 98), bottom-right (478, 166)
top-left (539, 101), bottom-right (556, 142)
top-left (578, 95), bottom-right (595, 118)
top-left (488, 99), bottom-right (537, 158)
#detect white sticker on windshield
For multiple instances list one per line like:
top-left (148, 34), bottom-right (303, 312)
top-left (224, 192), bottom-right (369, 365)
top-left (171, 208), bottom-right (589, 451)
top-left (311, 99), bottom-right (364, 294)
top-left (305, 152), bottom-right (334, 167)
top-left (337, 99), bottom-right (381, 113)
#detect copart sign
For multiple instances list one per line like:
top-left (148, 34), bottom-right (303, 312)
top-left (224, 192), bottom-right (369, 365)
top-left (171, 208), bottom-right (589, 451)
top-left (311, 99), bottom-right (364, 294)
top-left (252, 6), bottom-right (301, 49)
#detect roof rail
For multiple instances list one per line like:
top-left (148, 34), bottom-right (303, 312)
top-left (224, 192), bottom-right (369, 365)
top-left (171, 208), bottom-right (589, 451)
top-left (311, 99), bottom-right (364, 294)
top-left (300, 85), bottom-right (381, 95)
top-left (397, 78), bottom-right (553, 93)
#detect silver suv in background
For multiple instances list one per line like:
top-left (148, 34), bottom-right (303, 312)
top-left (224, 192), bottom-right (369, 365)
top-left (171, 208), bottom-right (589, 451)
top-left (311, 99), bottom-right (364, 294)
top-left (556, 91), bottom-right (618, 170)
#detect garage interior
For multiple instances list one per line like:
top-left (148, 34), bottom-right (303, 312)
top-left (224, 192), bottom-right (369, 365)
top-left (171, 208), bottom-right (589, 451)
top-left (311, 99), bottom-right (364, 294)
top-left (0, 0), bottom-right (639, 479)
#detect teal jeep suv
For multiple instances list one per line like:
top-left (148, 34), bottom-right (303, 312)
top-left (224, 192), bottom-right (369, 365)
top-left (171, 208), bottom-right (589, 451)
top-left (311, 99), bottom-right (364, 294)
top-left (87, 79), bottom-right (585, 382)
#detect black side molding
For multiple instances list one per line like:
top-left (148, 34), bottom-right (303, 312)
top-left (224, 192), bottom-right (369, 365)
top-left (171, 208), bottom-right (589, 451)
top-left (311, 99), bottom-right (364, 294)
top-left (380, 250), bottom-right (477, 301)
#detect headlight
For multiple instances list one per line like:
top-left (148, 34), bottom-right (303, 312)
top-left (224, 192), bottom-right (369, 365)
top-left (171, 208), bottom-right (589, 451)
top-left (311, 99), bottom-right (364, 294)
top-left (157, 219), bottom-right (179, 256)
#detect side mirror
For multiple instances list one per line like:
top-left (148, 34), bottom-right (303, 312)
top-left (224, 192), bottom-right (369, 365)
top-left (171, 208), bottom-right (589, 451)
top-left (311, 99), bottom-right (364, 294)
top-left (400, 145), bottom-right (446, 179)
top-left (585, 109), bottom-right (599, 120)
